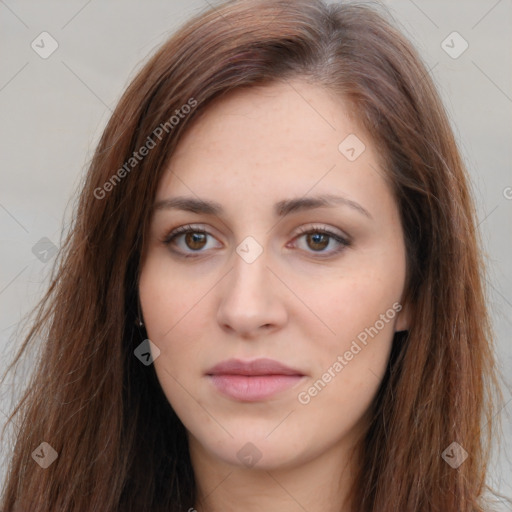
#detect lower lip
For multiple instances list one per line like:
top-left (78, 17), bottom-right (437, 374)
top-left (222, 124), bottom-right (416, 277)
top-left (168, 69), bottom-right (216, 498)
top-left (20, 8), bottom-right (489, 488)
top-left (208, 374), bottom-right (304, 401)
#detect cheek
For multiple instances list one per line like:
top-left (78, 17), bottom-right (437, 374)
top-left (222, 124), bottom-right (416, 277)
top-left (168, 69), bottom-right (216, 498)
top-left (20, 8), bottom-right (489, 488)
top-left (138, 263), bottom-right (200, 407)
top-left (138, 264), bottom-right (208, 428)
top-left (296, 264), bottom-right (403, 409)
top-left (307, 271), bottom-right (403, 354)
top-left (294, 285), bottom-right (397, 437)
top-left (138, 255), bottom-right (213, 342)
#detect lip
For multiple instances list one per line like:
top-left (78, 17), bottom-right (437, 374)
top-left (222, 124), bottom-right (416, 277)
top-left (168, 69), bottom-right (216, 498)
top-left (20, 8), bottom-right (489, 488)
top-left (206, 358), bottom-right (305, 402)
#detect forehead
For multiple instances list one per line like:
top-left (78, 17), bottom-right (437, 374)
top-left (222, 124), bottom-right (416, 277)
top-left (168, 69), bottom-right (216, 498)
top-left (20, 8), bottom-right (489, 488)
top-left (170, 81), bottom-right (367, 170)
top-left (156, 80), bottom-right (392, 219)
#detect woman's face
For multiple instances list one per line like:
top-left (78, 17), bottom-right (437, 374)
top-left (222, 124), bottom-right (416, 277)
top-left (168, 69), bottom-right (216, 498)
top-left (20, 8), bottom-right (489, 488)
top-left (139, 80), bottom-right (409, 471)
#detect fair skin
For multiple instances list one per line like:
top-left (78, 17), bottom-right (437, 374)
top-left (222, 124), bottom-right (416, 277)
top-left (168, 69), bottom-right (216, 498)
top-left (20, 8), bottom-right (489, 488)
top-left (138, 80), bottom-right (409, 512)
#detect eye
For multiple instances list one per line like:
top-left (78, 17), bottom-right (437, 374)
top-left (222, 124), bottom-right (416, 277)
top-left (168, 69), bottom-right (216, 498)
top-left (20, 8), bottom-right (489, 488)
top-left (162, 224), bottom-right (221, 258)
top-left (291, 225), bottom-right (351, 256)
top-left (161, 223), bottom-right (351, 259)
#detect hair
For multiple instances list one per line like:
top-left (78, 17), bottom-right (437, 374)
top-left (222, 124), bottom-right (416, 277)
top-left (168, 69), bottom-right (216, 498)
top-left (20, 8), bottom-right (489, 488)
top-left (0, 0), bottom-right (505, 510)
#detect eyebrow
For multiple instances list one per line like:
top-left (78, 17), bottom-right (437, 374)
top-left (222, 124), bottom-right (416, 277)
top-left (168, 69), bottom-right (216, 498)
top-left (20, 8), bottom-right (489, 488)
top-left (152, 193), bottom-right (372, 219)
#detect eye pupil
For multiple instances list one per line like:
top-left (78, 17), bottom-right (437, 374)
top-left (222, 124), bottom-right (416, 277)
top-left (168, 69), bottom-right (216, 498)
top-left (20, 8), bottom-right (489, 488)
top-left (185, 232), bottom-right (207, 250)
top-left (307, 233), bottom-right (329, 251)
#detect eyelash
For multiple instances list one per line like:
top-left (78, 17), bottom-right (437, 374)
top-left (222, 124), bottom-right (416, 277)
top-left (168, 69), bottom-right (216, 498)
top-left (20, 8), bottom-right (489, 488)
top-left (161, 223), bottom-right (351, 259)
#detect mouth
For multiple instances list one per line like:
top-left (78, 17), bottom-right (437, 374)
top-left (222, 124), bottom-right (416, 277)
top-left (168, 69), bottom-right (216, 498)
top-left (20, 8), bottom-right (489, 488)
top-left (206, 358), bottom-right (306, 402)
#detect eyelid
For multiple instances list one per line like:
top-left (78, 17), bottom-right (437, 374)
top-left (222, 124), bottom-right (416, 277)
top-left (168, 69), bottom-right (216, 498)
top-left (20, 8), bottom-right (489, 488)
top-left (293, 223), bottom-right (350, 242)
top-left (162, 223), bottom-right (221, 248)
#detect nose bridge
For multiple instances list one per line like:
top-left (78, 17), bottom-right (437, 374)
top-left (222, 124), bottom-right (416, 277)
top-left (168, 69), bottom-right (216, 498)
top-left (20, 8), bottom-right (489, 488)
top-left (216, 238), bottom-right (285, 335)
top-left (228, 241), bottom-right (270, 305)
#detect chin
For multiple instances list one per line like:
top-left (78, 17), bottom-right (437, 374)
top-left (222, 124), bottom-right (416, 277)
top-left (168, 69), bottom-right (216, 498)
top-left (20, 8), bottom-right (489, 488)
top-left (218, 441), bottom-right (303, 471)
top-left (189, 423), bottom-right (317, 472)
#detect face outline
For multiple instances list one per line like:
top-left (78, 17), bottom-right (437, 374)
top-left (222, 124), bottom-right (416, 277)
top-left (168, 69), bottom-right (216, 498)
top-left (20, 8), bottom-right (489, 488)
top-left (138, 80), bottom-right (409, 476)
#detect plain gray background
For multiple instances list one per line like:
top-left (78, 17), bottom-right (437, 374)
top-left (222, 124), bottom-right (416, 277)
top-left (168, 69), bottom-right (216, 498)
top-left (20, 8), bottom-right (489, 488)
top-left (1, 0), bottom-right (511, 506)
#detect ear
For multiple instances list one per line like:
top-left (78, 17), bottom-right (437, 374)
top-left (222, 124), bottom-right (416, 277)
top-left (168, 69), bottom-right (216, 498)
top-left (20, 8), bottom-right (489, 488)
top-left (394, 300), bottom-right (410, 332)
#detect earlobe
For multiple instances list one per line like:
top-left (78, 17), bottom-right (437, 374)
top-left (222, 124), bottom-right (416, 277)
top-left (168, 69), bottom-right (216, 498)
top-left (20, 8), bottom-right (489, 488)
top-left (394, 301), bottom-right (410, 332)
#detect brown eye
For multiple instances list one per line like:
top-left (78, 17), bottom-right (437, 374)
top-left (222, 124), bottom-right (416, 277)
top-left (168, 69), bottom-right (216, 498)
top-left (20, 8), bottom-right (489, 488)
top-left (184, 232), bottom-right (207, 250)
top-left (305, 232), bottom-right (330, 251)
top-left (293, 226), bottom-right (351, 257)
top-left (162, 224), bottom-right (222, 258)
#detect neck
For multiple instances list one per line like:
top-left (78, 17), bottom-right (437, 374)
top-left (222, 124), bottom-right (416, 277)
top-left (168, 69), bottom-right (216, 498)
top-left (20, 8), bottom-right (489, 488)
top-left (188, 435), bottom-right (360, 512)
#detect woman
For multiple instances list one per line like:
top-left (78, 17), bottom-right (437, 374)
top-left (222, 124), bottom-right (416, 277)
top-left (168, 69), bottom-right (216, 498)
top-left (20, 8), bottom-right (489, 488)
top-left (0, 0), bottom-right (505, 510)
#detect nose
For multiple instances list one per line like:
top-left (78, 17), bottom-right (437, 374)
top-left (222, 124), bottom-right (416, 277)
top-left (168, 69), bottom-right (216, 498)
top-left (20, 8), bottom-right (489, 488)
top-left (216, 247), bottom-right (288, 338)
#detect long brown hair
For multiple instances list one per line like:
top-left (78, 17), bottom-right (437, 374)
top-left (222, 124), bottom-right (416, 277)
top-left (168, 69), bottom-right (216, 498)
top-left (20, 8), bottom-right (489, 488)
top-left (0, 0), bottom-right (504, 510)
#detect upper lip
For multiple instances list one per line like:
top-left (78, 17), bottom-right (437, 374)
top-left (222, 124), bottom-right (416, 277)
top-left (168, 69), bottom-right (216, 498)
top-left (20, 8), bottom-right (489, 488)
top-left (206, 358), bottom-right (304, 376)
